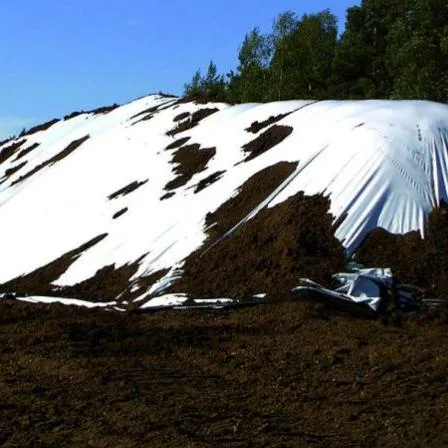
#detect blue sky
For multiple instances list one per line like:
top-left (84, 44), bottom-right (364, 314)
top-left (1, 0), bottom-right (359, 139)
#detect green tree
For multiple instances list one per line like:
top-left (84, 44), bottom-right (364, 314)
top-left (183, 61), bottom-right (227, 100)
top-left (229, 27), bottom-right (272, 102)
top-left (270, 10), bottom-right (338, 99)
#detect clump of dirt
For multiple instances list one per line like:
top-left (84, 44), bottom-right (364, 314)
top-left (204, 162), bottom-right (297, 241)
top-left (164, 144), bottom-right (216, 191)
top-left (194, 170), bottom-right (226, 193)
top-left (57, 263), bottom-right (140, 302)
top-left (173, 112), bottom-right (190, 122)
top-left (63, 111), bottom-right (84, 120)
top-left (20, 119), bottom-right (60, 137)
top-left (356, 203), bottom-right (448, 298)
top-left (90, 104), bottom-right (119, 115)
top-left (0, 140), bottom-right (26, 165)
top-left (166, 137), bottom-right (191, 150)
top-left (132, 114), bottom-right (154, 125)
top-left (3, 161), bottom-right (27, 179)
top-left (243, 125), bottom-right (293, 162)
top-left (245, 113), bottom-right (290, 133)
top-left (166, 108), bottom-right (219, 136)
top-left (12, 135), bottom-right (90, 186)
top-left (112, 207), bottom-right (128, 219)
top-left (0, 234), bottom-right (107, 296)
top-left (160, 192), bottom-right (175, 200)
top-left (130, 105), bottom-right (161, 120)
top-left (174, 190), bottom-right (346, 299)
top-left (13, 142), bottom-right (40, 162)
top-left (108, 179), bottom-right (148, 200)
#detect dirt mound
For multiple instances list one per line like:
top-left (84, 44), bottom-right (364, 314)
top-left (245, 113), bottom-right (290, 133)
top-left (356, 203), bottom-right (448, 298)
top-left (108, 179), bottom-right (148, 200)
top-left (0, 234), bottom-right (107, 296)
top-left (166, 108), bottom-right (219, 136)
top-left (172, 161), bottom-right (345, 299)
top-left (164, 144), bottom-right (216, 191)
top-left (12, 135), bottom-right (90, 186)
top-left (243, 125), bottom-right (293, 162)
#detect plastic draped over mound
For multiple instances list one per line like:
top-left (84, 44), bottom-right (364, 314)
top-left (0, 96), bottom-right (448, 304)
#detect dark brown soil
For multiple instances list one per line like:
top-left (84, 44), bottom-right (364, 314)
top-left (194, 170), bottom-right (226, 193)
top-left (113, 208), bottom-right (128, 219)
top-left (243, 125), bottom-right (293, 162)
top-left (13, 142), bottom-right (40, 161)
top-left (245, 113), bottom-right (290, 133)
top-left (164, 144), bottom-right (216, 191)
top-left (166, 108), bottom-right (219, 136)
top-left (90, 104), bottom-right (119, 115)
top-left (166, 137), bottom-right (191, 150)
top-left (3, 161), bottom-right (27, 179)
top-left (174, 189), bottom-right (346, 299)
top-left (204, 162), bottom-right (297, 241)
top-left (63, 111), bottom-right (84, 120)
top-left (355, 203), bottom-right (448, 299)
top-left (20, 119), bottom-right (59, 137)
top-left (160, 192), bottom-right (175, 200)
top-left (0, 139), bottom-right (26, 165)
top-left (0, 234), bottom-right (107, 296)
top-left (173, 112), bottom-right (190, 122)
top-left (12, 135), bottom-right (90, 186)
top-left (2, 297), bottom-right (448, 448)
top-left (56, 263), bottom-right (140, 302)
top-left (108, 179), bottom-right (148, 200)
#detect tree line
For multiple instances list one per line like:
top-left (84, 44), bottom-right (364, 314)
top-left (184, 0), bottom-right (448, 103)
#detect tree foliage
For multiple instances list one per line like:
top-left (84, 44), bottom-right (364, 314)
top-left (184, 0), bottom-right (448, 103)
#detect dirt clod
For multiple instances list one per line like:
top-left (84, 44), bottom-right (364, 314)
top-left (243, 125), bottom-right (293, 161)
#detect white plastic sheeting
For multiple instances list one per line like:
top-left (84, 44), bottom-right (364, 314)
top-left (0, 97), bottom-right (448, 305)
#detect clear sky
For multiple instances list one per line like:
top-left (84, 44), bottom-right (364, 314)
top-left (0, 0), bottom-right (360, 139)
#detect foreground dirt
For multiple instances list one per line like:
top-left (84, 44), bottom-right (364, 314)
top-left (1, 298), bottom-right (448, 448)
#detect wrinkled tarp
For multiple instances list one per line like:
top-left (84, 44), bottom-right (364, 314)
top-left (294, 267), bottom-right (421, 316)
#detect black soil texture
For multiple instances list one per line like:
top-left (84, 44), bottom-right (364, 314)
top-left (166, 108), bottom-right (219, 136)
top-left (108, 179), bottom-right (148, 200)
top-left (355, 203), bottom-right (448, 299)
top-left (171, 161), bottom-right (345, 299)
top-left (243, 125), bottom-right (293, 162)
top-left (175, 191), bottom-right (346, 299)
top-left (194, 170), bottom-right (226, 193)
top-left (2, 298), bottom-right (448, 448)
top-left (245, 113), bottom-right (290, 133)
top-left (12, 135), bottom-right (90, 186)
top-left (164, 144), bottom-right (216, 191)
top-left (0, 234), bottom-right (107, 297)
top-left (204, 162), bottom-right (297, 241)
top-left (3, 161), bottom-right (27, 180)
top-left (112, 207), bottom-right (128, 219)
top-left (13, 142), bottom-right (40, 162)
top-left (166, 136), bottom-right (191, 150)
top-left (56, 263), bottom-right (140, 302)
